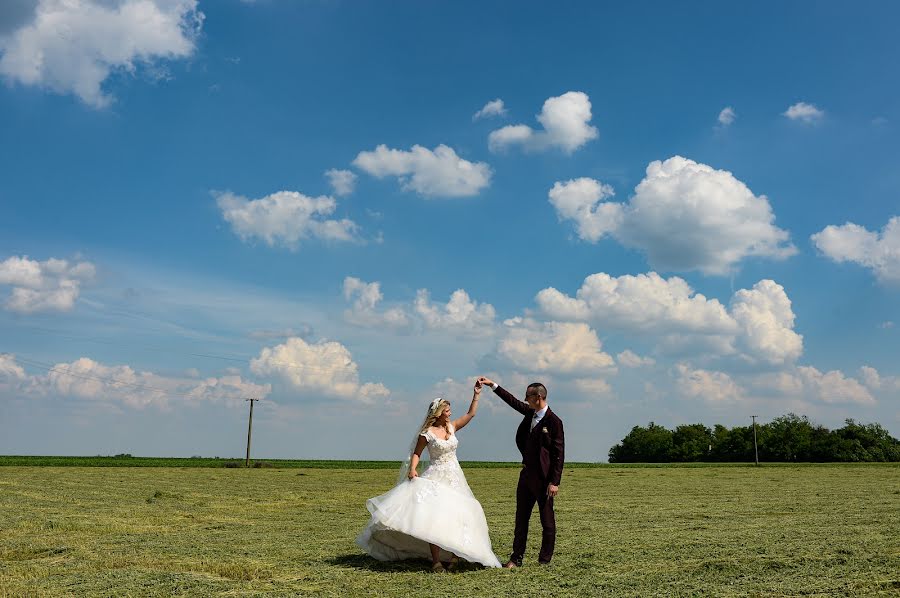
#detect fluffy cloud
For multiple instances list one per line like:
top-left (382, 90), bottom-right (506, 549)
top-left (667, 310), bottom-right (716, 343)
top-left (497, 317), bottom-right (614, 374)
top-left (341, 278), bottom-right (495, 334)
top-left (675, 364), bottom-right (744, 402)
top-left (811, 216), bottom-right (900, 284)
top-left (548, 156), bottom-right (796, 274)
top-left (730, 280), bottom-right (803, 365)
top-left (571, 377), bottom-right (613, 397)
top-left (12, 355), bottom-right (269, 409)
top-left (548, 178), bottom-right (621, 242)
top-left (216, 190), bottom-right (360, 249)
top-left (414, 288), bottom-right (495, 333)
top-left (0, 255), bottom-right (95, 314)
top-left (717, 106), bottom-right (736, 126)
top-left (0, 353), bottom-right (27, 391)
top-left (783, 102), bottom-right (824, 123)
top-left (352, 144), bottom-right (491, 198)
top-left (537, 272), bottom-right (735, 334)
top-left (488, 91), bottom-right (598, 154)
top-left (617, 350), bottom-right (655, 368)
top-left (473, 98), bottom-right (506, 120)
top-left (753, 367), bottom-right (875, 405)
top-left (343, 277), bottom-right (409, 328)
top-left (0, 0), bottom-right (202, 108)
top-left (250, 337), bottom-right (390, 404)
top-left (537, 272), bottom-right (802, 366)
top-left (324, 169), bottom-right (357, 197)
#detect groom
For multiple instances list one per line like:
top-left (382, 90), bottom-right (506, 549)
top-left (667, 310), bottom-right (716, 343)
top-left (478, 377), bottom-right (565, 567)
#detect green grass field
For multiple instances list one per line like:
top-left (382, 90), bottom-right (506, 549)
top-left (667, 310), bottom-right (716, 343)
top-left (1, 464), bottom-right (898, 596)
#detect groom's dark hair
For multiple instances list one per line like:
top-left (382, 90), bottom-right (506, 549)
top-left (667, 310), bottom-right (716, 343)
top-left (527, 383), bottom-right (547, 400)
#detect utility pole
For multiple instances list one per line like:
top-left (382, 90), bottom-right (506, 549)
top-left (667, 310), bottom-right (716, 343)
top-left (751, 415), bottom-right (759, 466)
top-left (245, 398), bottom-right (259, 467)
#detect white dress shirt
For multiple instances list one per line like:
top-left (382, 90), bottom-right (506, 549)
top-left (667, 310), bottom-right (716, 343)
top-left (531, 406), bottom-right (548, 430)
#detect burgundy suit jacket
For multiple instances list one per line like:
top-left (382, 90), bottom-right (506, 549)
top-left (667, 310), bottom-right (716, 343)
top-left (494, 386), bottom-right (565, 487)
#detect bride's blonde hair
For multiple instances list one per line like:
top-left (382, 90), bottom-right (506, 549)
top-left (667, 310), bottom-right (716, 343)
top-left (419, 397), bottom-right (451, 436)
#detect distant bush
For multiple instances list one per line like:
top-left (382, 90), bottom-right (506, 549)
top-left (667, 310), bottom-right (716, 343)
top-left (609, 414), bottom-right (900, 463)
top-left (223, 461), bottom-right (243, 468)
top-left (252, 461), bottom-right (275, 468)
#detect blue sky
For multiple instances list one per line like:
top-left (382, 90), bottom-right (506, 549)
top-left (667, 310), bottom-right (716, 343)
top-left (1, 0), bottom-right (898, 461)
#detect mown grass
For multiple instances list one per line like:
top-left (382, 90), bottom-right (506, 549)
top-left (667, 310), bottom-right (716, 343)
top-left (1, 465), bottom-right (898, 596)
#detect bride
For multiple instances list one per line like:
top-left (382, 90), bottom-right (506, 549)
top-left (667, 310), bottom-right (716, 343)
top-left (356, 380), bottom-right (502, 571)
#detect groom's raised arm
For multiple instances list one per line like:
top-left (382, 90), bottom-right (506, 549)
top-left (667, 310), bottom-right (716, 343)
top-left (482, 380), bottom-right (529, 415)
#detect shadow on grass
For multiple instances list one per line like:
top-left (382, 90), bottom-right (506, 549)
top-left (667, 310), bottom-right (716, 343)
top-left (329, 554), bottom-right (486, 573)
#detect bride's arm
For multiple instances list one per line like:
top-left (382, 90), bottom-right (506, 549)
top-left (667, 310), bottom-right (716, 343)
top-left (451, 381), bottom-right (482, 432)
top-left (407, 435), bottom-right (428, 479)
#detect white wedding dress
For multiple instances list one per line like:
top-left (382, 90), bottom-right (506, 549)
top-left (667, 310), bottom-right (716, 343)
top-left (356, 425), bottom-right (502, 567)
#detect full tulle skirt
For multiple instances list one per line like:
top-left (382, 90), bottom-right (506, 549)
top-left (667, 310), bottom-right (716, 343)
top-left (356, 476), bottom-right (502, 568)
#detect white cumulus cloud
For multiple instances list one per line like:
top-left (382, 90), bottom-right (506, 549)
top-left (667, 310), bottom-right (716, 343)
top-left (342, 277), bottom-right (409, 329)
top-left (752, 367), bottom-right (875, 405)
top-left (414, 288), bottom-right (495, 333)
top-left (537, 272), bottom-right (802, 366)
top-left (216, 190), bottom-right (361, 249)
top-left (730, 280), bottom-right (803, 365)
top-left (783, 102), bottom-right (824, 123)
top-left (498, 317), bottom-right (614, 374)
top-left (717, 106), bottom-right (736, 126)
top-left (473, 98), bottom-right (507, 120)
top-left (0, 255), bottom-right (95, 314)
top-left (858, 365), bottom-right (900, 393)
top-left (352, 144), bottom-right (491, 198)
top-left (33, 356), bottom-right (270, 409)
top-left (0, 354), bottom-right (27, 392)
top-left (811, 216), bottom-right (900, 284)
top-left (537, 272), bottom-right (735, 334)
top-left (488, 91), bottom-right (598, 154)
top-left (617, 350), bottom-right (655, 368)
top-left (250, 337), bottom-right (390, 404)
top-left (548, 156), bottom-right (796, 275)
top-left (548, 178), bottom-right (621, 242)
top-left (324, 169), bottom-right (357, 197)
top-left (675, 364), bottom-right (744, 402)
top-left (0, 0), bottom-right (202, 108)
top-left (341, 278), bottom-right (495, 335)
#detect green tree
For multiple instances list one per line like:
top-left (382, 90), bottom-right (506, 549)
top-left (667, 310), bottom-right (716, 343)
top-left (670, 424), bottom-right (713, 462)
top-left (760, 414), bottom-right (816, 462)
top-left (833, 419), bottom-right (900, 462)
top-left (710, 424), bottom-right (755, 461)
top-left (608, 422), bottom-right (674, 463)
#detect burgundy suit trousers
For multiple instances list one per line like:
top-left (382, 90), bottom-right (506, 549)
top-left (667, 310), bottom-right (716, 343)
top-left (511, 466), bottom-right (555, 564)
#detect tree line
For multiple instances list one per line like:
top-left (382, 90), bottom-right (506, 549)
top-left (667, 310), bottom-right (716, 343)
top-left (608, 414), bottom-right (900, 463)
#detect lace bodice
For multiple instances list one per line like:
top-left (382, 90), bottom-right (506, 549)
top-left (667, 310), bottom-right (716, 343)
top-left (423, 426), bottom-right (459, 465)
top-left (417, 425), bottom-right (472, 497)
